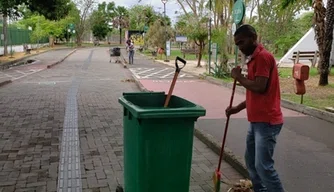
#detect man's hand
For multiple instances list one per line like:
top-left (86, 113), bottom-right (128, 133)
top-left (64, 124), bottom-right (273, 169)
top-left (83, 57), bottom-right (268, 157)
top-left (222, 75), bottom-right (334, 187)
top-left (225, 106), bottom-right (240, 117)
top-left (231, 67), bottom-right (242, 80)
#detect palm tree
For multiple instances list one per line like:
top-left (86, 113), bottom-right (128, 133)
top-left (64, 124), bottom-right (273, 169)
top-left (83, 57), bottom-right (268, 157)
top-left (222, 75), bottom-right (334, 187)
top-left (319, 0), bottom-right (334, 85)
top-left (111, 6), bottom-right (129, 45)
top-left (282, 0), bottom-right (334, 86)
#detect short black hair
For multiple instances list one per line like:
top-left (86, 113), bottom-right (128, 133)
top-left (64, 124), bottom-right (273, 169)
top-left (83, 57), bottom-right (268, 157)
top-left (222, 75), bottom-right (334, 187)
top-left (234, 24), bottom-right (257, 38)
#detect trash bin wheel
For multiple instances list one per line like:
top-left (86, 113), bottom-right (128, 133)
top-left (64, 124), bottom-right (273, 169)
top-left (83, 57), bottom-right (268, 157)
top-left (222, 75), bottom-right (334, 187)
top-left (116, 185), bottom-right (124, 192)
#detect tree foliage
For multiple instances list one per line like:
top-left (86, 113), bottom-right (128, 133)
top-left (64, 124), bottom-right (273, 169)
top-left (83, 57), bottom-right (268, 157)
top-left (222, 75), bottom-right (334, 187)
top-left (90, 2), bottom-right (114, 40)
top-left (128, 5), bottom-right (170, 31)
top-left (145, 19), bottom-right (173, 49)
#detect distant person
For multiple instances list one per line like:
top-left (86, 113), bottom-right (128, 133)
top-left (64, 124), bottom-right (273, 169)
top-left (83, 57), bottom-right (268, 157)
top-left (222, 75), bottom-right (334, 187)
top-left (126, 39), bottom-right (131, 51)
top-left (127, 41), bottom-right (135, 64)
top-left (225, 24), bottom-right (285, 192)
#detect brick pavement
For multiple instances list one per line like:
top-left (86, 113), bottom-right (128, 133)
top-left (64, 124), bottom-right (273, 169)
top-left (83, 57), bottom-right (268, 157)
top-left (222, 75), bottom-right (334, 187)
top-left (0, 47), bottom-right (243, 192)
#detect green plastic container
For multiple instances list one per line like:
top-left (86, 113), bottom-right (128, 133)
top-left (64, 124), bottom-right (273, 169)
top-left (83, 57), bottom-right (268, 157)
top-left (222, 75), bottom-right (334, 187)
top-left (118, 92), bottom-right (206, 192)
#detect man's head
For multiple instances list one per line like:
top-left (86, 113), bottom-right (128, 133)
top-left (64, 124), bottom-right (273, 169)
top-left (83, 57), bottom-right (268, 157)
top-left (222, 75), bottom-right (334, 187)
top-left (233, 24), bottom-right (258, 56)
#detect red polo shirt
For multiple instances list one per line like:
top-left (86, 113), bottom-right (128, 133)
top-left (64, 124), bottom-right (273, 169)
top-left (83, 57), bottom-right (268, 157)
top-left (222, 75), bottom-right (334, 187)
top-left (246, 44), bottom-right (283, 125)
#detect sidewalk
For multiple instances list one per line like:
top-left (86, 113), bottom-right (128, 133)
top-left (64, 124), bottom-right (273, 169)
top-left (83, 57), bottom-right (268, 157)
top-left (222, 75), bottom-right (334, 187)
top-left (0, 49), bottom-right (76, 87)
top-left (130, 51), bottom-right (334, 192)
top-left (0, 47), bottom-right (243, 192)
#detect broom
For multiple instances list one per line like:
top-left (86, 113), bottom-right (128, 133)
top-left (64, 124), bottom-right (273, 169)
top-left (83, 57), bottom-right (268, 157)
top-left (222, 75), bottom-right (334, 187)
top-left (213, 66), bottom-right (240, 192)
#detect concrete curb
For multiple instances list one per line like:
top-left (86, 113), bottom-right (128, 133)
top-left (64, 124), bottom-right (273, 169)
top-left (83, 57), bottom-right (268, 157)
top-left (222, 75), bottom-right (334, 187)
top-left (47, 49), bottom-right (77, 69)
top-left (194, 127), bottom-right (250, 178)
top-left (199, 74), bottom-right (334, 124)
top-left (0, 80), bottom-right (12, 88)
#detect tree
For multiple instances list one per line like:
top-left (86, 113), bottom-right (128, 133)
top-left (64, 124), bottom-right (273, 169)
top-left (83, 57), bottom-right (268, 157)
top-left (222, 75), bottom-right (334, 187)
top-left (27, 0), bottom-right (71, 20)
top-left (0, 0), bottom-right (72, 55)
top-left (145, 19), bottom-right (173, 49)
top-left (175, 0), bottom-right (209, 67)
top-left (282, 0), bottom-right (333, 86)
top-left (90, 2), bottom-right (114, 40)
top-left (73, 0), bottom-right (95, 46)
top-left (0, 0), bottom-right (24, 56)
top-left (112, 6), bottom-right (129, 44)
top-left (128, 5), bottom-right (159, 31)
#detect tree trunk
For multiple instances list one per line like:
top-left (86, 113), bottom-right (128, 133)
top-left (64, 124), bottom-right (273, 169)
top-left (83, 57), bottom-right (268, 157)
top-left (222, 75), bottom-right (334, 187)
top-left (76, 35), bottom-right (82, 47)
top-left (319, 0), bottom-right (334, 86)
top-left (313, 0), bottom-right (326, 72)
top-left (197, 41), bottom-right (204, 67)
top-left (2, 13), bottom-right (8, 56)
top-left (330, 36), bottom-right (334, 69)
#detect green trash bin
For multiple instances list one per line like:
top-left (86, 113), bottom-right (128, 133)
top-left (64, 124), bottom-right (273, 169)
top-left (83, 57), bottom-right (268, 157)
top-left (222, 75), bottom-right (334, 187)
top-left (118, 91), bottom-right (206, 192)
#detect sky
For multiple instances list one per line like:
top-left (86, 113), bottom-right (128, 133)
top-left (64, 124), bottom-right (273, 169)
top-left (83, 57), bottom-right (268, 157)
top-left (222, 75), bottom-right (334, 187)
top-left (97, 0), bottom-right (182, 24)
top-left (96, 0), bottom-right (314, 24)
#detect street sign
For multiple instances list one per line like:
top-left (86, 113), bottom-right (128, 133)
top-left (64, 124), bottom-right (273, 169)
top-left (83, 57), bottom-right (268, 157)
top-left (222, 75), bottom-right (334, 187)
top-left (175, 36), bottom-right (187, 42)
top-left (69, 23), bottom-right (75, 30)
top-left (232, 0), bottom-right (245, 24)
top-left (166, 41), bottom-right (171, 57)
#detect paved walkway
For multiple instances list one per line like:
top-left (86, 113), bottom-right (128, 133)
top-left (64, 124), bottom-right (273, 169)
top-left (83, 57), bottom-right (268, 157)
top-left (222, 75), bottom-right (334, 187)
top-left (0, 49), bottom-right (74, 82)
top-left (127, 49), bottom-right (334, 192)
top-left (0, 48), bottom-right (243, 192)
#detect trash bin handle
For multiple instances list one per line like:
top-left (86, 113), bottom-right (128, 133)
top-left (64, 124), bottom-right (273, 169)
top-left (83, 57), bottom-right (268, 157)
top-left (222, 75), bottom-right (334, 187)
top-left (175, 56), bottom-right (186, 73)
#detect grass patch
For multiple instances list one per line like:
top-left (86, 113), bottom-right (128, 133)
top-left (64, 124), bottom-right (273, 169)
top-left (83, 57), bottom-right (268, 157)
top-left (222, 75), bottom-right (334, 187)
top-left (141, 48), bottom-right (236, 61)
top-left (278, 67), bottom-right (319, 78)
top-left (282, 93), bottom-right (334, 109)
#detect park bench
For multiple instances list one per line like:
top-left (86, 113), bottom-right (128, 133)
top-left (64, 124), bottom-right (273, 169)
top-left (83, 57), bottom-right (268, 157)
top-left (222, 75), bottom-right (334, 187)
top-left (289, 50), bottom-right (319, 67)
top-left (181, 49), bottom-right (199, 59)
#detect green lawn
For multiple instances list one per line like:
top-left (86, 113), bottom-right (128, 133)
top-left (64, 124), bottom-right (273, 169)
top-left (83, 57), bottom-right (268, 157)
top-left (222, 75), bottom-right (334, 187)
top-left (141, 48), bottom-right (236, 61)
top-left (282, 93), bottom-right (334, 109)
top-left (278, 67), bottom-right (319, 78)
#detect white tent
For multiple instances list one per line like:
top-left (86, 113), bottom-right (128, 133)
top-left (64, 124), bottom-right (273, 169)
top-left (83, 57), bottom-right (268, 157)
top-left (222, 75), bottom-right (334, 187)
top-left (278, 28), bottom-right (318, 65)
top-left (278, 27), bottom-right (334, 67)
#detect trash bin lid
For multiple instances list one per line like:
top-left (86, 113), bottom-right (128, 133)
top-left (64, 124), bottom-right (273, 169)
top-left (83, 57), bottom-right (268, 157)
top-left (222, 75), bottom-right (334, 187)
top-left (118, 92), bottom-right (206, 119)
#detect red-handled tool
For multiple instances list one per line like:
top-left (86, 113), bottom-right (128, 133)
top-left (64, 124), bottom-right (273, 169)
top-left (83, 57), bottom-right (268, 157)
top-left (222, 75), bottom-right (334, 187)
top-left (213, 66), bottom-right (241, 192)
top-left (164, 56), bottom-right (186, 107)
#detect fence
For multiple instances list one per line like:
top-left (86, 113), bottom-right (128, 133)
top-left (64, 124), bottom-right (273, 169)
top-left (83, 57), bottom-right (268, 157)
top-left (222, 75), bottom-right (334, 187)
top-left (0, 27), bottom-right (48, 46)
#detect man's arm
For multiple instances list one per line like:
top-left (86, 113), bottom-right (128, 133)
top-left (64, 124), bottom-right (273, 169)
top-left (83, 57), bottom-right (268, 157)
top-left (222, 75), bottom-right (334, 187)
top-left (236, 75), bottom-right (268, 94)
top-left (226, 100), bottom-right (246, 117)
top-left (236, 100), bottom-right (247, 112)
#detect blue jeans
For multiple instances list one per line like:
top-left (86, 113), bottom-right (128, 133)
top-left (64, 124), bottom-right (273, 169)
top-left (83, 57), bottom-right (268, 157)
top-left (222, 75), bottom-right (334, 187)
top-left (129, 50), bottom-right (134, 64)
top-left (245, 122), bottom-right (284, 192)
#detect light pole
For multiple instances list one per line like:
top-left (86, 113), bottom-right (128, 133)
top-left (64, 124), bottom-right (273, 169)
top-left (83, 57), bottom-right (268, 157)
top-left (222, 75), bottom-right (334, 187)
top-left (161, 0), bottom-right (169, 62)
top-left (119, 13), bottom-right (124, 45)
top-left (208, 0), bottom-right (212, 74)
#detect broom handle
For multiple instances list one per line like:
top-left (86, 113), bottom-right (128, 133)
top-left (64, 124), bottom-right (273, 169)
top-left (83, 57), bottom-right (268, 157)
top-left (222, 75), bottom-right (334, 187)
top-left (217, 67), bottom-right (240, 171)
top-left (164, 56), bottom-right (186, 107)
top-left (164, 72), bottom-right (179, 107)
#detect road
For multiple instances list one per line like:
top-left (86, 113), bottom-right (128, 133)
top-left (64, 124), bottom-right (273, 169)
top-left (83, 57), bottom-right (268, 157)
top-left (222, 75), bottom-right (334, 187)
top-left (128, 50), bottom-right (334, 192)
top-left (0, 47), bottom-right (242, 192)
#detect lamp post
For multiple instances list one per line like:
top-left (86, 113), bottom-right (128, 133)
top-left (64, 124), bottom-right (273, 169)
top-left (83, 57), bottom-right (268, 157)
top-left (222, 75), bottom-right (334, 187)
top-left (119, 13), bottom-right (124, 45)
top-left (161, 0), bottom-right (169, 62)
top-left (208, 0), bottom-right (212, 74)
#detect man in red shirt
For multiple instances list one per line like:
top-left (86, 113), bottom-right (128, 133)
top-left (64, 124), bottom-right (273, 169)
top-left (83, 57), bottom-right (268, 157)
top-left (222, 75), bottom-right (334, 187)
top-left (226, 24), bottom-right (284, 192)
